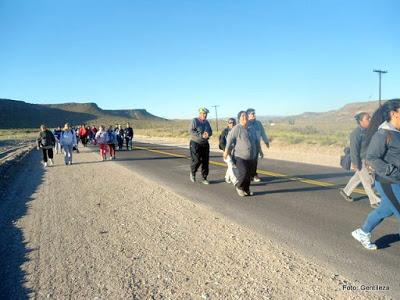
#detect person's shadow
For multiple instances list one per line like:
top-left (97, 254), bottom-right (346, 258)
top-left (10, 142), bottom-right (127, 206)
top-left (0, 150), bottom-right (44, 299)
top-left (374, 234), bottom-right (400, 249)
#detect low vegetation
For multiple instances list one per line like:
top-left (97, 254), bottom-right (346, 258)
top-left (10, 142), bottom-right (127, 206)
top-left (1, 117), bottom-right (353, 148)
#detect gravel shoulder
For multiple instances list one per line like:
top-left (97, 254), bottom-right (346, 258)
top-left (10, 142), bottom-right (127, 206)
top-left (0, 148), bottom-right (387, 299)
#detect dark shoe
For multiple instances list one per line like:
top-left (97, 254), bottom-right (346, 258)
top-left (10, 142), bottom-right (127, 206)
top-left (339, 188), bottom-right (353, 202)
top-left (190, 173), bottom-right (196, 183)
top-left (244, 190), bottom-right (254, 196)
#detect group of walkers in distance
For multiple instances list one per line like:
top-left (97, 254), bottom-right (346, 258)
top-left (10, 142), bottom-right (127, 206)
top-left (36, 99), bottom-right (400, 251)
top-left (37, 122), bottom-right (135, 166)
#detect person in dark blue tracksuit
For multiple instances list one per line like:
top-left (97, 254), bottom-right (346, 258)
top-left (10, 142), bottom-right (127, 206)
top-left (352, 99), bottom-right (400, 250)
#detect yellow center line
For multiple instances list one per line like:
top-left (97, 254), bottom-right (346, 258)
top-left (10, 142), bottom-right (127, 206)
top-left (134, 145), bottom-right (367, 195)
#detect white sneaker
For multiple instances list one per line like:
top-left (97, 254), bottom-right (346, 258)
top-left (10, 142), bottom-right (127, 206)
top-left (49, 159), bottom-right (54, 166)
top-left (225, 178), bottom-right (231, 184)
top-left (253, 175), bottom-right (261, 182)
top-left (351, 228), bottom-right (377, 250)
top-left (43, 162), bottom-right (48, 167)
top-left (236, 187), bottom-right (246, 197)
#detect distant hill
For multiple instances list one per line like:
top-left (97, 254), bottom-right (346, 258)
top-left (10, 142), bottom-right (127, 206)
top-left (0, 99), bottom-right (166, 129)
top-left (275, 99), bottom-right (397, 130)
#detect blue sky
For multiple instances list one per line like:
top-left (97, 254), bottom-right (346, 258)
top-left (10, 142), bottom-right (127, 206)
top-left (0, 0), bottom-right (398, 119)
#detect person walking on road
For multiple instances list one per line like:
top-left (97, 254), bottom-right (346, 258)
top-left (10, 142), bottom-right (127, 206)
top-left (189, 107), bottom-right (213, 184)
top-left (79, 124), bottom-right (89, 147)
top-left (115, 124), bottom-right (124, 151)
top-left (223, 111), bottom-right (258, 196)
top-left (37, 124), bottom-right (56, 167)
top-left (124, 123), bottom-right (134, 151)
top-left (352, 99), bottom-right (400, 250)
top-left (339, 112), bottom-right (381, 208)
top-left (219, 118), bottom-right (238, 185)
top-left (60, 123), bottom-right (77, 165)
top-left (53, 126), bottom-right (62, 154)
top-left (246, 108), bottom-right (270, 182)
top-left (107, 125), bottom-right (117, 160)
top-left (95, 125), bottom-right (109, 161)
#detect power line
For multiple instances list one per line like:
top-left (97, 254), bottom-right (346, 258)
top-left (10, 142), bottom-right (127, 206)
top-left (211, 105), bottom-right (219, 132)
top-left (373, 69), bottom-right (388, 107)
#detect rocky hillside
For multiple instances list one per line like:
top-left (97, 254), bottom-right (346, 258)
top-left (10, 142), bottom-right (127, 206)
top-left (0, 99), bottom-right (166, 129)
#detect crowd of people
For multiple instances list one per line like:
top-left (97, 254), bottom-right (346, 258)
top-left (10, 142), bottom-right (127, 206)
top-left (36, 122), bottom-right (135, 165)
top-left (188, 101), bottom-right (400, 251)
top-left (36, 100), bottom-right (400, 251)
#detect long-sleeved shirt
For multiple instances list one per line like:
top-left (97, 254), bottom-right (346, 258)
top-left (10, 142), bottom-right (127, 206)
top-left (189, 118), bottom-right (212, 144)
top-left (60, 129), bottom-right (77, 146)
top-left (248, 119), bottom-right (269, 145)
top-left (124, 127), bottom-right (134, 139)
top-left (225, 124), bottom-right (258, 160)
top-left (366, 121), bottom-right (400, 183)
top-left (349, 126), bottom-right (367, 170)
top-left (37, 130), bottom-right (56, 149)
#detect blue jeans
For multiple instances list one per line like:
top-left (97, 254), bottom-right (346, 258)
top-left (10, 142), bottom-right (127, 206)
top-left (362, 181), bottom-right (400, 233)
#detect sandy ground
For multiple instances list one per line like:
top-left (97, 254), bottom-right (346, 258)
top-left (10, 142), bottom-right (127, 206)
top-left (134, 135), bottom-right (342, 168)
top-left (0, 147), bottom-right (386, 299)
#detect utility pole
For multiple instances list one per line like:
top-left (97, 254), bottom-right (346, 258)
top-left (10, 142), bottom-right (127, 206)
top-left (212, 105), bottom-right (219, 132)
top-left (373, 69), bottom-right (388, 107)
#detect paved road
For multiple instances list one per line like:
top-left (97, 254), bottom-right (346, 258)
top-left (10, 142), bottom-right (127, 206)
top-left (96, 142), bottom-right (399, 296)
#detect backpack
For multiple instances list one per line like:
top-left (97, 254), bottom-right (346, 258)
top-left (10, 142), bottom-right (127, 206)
top-left (219, 129), bottom-right (228, 151)
top-left (340, 147), bottom-right (351, 171)
top-left (106, 132), bottom-right (114, 144)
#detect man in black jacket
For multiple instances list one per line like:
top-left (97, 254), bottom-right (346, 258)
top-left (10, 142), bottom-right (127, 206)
top-left (124, 123), bottom-right (134, 151)
top-left (37, 124), bottom-right (56, 167)
top-left (339, 112), bottom-right (381, 207)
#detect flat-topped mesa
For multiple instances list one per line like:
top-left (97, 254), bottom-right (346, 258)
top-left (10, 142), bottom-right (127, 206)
top-left (0, 99), bottom-right (165, 129)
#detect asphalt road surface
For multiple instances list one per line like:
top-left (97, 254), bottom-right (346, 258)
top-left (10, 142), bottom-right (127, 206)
top-left (96, 142), bottom-right (399, 296)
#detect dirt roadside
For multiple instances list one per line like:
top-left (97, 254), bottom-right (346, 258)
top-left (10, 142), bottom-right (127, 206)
top-left (0, 148), bottom-right (386, 299)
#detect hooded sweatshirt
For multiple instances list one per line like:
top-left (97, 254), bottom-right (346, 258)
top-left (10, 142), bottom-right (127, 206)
top-left (225, 124), bottom-right (258, 160)
top-left (366, 121), bottom-right (400, 183)
top-left (95, 130), bottom-right (108, 144)
top-left (60, 129), bottom-right (77, 146)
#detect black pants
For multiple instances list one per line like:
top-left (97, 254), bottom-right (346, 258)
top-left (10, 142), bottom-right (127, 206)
top-left (250, 156), bottom-right (258, 178)
top-left (190, 141), bottom-right (209, 179)
top-left (125, 137), bottom-right (132, 150)
top-left (117, 136), bottom-right (123, 150)
top-left (235, 157), bottom-right (256, 192)
top-left (80, 136), bottom-right (88, 147)
top-left (42, 148), bottom-right (53, 163)
top-left (250, 150), bottom-right (259, 178)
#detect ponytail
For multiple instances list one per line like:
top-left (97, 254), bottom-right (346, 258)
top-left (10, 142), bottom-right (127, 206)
top-left (365, 99), bottom-right (400, 148)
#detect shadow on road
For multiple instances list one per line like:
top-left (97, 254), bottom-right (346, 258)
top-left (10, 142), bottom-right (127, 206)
top-left (375, 234), bottom-right (400, 249)
top-left (254, 185), bottom-right (340, 196)
top-left (0, 150), bottom-right (44, 299)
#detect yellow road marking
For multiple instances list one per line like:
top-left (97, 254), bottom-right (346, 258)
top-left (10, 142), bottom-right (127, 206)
top-left (134, 145), bottom-right (367, 196)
